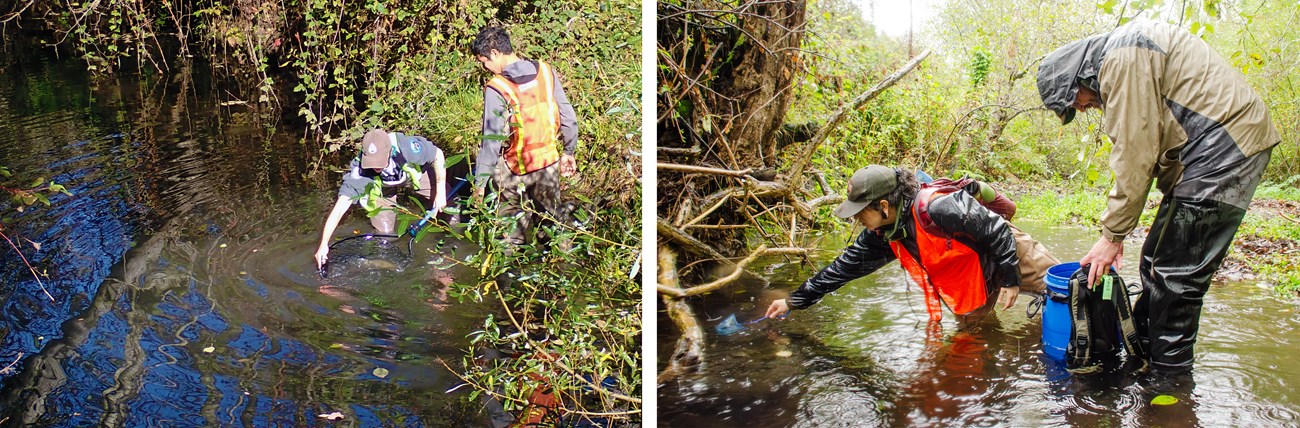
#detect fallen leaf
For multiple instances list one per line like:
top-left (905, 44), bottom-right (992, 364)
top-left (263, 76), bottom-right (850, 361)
top-left (318, 412), bottom-right (345, 420)
top-left (219, 244), bottom-right (227, 248)
top-left (373, 367), bottom-right (390, 378)
top-left (203, 346), bottom-right (215, 353)
top-left (1151, 395), bottom-right (1179, 406)
top-left (775, 350), bottom-right (793, 358)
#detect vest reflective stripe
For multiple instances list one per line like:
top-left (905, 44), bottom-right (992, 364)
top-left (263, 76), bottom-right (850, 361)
top-left (889, 191), bottom-right (988, 319)
top-left (486, 61), bottom-right (562, 175)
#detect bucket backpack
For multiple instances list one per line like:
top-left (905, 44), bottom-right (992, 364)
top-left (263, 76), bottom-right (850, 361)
top-left (1065, 264), bottom-right (1148, 373)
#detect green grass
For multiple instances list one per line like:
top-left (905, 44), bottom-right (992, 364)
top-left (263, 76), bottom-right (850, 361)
top-left (1013, 190), bottom-right (1109, 226)
top-left (1011, 181), bottom-right (1300, 296)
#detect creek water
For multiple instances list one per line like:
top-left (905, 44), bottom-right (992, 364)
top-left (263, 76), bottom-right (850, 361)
top-left (0, 52), bottom-right (491, 425)
top-left (658, 221), bottom-right (1300, 427)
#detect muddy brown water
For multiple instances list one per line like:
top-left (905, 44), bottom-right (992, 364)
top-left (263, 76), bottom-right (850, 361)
top-left (0, 51), bottom-right (492, 425)
top-left (658, 221), bottom-right (1300, 427)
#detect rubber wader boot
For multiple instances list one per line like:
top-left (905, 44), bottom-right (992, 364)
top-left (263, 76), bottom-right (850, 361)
top-left (1136, 196), bottom-right (1246, 374)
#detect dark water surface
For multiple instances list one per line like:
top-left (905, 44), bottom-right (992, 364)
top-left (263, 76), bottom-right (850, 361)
top-left (659, 221), bottom-right (1300, 427)
top-left (0, 53), bottom-right (488, 425)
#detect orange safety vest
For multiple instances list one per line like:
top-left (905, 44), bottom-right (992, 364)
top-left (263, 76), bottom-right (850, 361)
top-left (889, 188), bottom-right (989, 321)
top-left (485, 61), bottom-right (562, 175)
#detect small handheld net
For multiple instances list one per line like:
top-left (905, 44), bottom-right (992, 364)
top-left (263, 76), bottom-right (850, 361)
top-left (321, 234), bottom-right (412, 279)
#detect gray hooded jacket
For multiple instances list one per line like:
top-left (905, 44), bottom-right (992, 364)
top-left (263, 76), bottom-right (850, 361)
top-left (1037, 21), bottom-right (1280, 241)
top-left (476, 59), bottom-right (579, 186)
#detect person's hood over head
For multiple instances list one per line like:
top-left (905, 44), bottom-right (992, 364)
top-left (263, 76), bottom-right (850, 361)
top-left (1037, 32), bottom-right (1110, 125)
top-left (501, 59), bottom-right (541, 85)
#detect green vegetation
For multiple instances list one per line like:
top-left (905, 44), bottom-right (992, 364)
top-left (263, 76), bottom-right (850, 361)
top-left (0, 171), bottom-right (72, 302)
top-left (3, 0), bottom-right (641, 422)
top-left (442, 192), bottom-right (641, 424)
top-left (792, 0), bottom-right (1300, 297)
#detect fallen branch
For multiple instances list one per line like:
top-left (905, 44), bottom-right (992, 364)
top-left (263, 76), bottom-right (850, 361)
top-left (786, 50), bottom-right (932, 193)
top-left (658, 246), bottom-right (704, 383)
top-left (658, 163), bottom-right (754, 177)
top-left (811, 170), bottom-right (833, 196)
top-left (655, 218), bottom-right (769, 286)
top-left (682, 224), bottom-right (749, 230)
top-left (658, 245), bottom-right (808, 298)
top-left (1281, 212), bottom-right (1300, 224)
top-left (679, 194), bottom-right (735, 228)
top-left (658, 146), bottom-right (701, 157)
top-left (808, 194), bottom-right (844, 209)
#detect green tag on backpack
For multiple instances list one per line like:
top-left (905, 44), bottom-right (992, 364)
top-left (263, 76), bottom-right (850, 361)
top-left (1101, 275), bottom-right (1113, 301)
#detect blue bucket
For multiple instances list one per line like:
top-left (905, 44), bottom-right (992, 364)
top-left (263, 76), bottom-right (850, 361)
top-left (1042, 262), bottom-right (1079, 360)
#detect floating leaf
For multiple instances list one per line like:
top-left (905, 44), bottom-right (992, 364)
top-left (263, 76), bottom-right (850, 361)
top-left (203, 346), bottom-right (215, 353)
top-left (318, 412), bottom-right (345, 420)
top-left (373, 367), bottom-right (390, 378)
top-left (1151, 395), bottom-right (1179, 405)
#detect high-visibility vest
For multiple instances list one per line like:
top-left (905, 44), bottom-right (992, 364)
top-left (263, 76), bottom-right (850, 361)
top-left (486, 61), bottom-right (562, 175)
top-left (890, 188), bottom-right (989, 321)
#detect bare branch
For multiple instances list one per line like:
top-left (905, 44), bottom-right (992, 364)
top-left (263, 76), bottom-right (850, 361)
top-left (659, 246), bottom-right (808, 298)
top-left (658, 163), bottom-right (753, 177)
top-left (658, 246), bottom-right (704, 383)
top-left (657, 218), bottom-right (770, 286)
top-left (680, 194), bottom-right (735, 228)
top-left (808, 194), bottom-right (844, 208)
top-left (786, 50), bottom-right (932, 192)
top-left (659, 146), bottom-right (702, 157)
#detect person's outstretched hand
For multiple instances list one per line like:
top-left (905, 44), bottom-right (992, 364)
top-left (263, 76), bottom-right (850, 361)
top-left (996, 286), bottom-right (1018, 310)
top-left (765, 299), bottom-right (791, 320)
top-left (1080, 237), bottom-right (1124, 286)
top-left (314, 245), bottom-right (330, 270)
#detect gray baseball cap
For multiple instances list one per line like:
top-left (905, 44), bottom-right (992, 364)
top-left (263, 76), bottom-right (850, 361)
top-left (833, 165), bottom-right (897, 219)
top-left (360, 129), bottom-right (392, 169)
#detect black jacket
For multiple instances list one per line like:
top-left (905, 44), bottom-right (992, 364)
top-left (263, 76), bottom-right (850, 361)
top-left (788, 190), bottom-right (1020, 310)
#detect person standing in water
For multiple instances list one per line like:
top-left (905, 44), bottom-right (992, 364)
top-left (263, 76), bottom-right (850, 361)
top-left (1037, 20), bottom-right (1279, 377)
top-left (766, 165), bottom-right (1059, 327)
top-left (470, 26), bottom-right (579, 248)
top-left (314, 128), bottom-right (450, 270)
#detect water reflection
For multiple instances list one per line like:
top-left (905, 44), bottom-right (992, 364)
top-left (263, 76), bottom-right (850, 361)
top-left (1, 52), bottom-right (487, 425)
top-left (659, 222), bottom-right (1300, 426)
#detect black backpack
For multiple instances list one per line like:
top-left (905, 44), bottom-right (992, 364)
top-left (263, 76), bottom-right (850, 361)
top-left (1065, 265), bottom-right (1148, 373)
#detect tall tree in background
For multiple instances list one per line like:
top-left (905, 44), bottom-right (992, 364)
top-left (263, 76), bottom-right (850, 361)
top-left (656, 0), bottom-right (930, 380)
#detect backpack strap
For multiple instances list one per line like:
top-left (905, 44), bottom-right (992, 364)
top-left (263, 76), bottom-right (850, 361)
top-left (1112, 277), bottom-right (1149, 371)
top-left (1067, 269), bottom-right (1099, 374)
